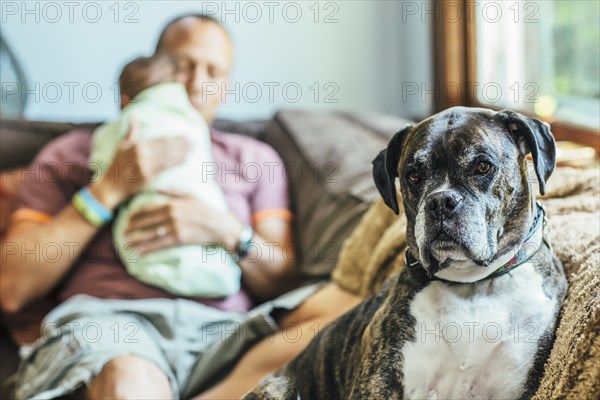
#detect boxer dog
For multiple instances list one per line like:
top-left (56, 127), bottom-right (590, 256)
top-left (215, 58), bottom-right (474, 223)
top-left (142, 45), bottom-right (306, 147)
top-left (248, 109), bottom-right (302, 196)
top-left (245, 107), bottom-right (567, 400)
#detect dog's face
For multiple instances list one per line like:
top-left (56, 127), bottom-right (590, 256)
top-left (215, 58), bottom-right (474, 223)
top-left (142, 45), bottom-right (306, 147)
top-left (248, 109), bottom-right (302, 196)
top-left (373, 107), bottom-right (556, 278)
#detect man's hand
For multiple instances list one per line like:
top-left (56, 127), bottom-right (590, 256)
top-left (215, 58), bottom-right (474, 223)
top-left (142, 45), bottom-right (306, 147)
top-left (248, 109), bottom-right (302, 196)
top-left (122, 192), bottom-right (299, 302)
top-left (124, 190), bottom-right (244, 255)
top-left (90, 118), bottom-right (191, 209)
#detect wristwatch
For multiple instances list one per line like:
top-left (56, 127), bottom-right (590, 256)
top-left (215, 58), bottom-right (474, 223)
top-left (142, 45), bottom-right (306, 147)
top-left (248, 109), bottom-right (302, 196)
top-left (236, 224), bottom-right (254, 260)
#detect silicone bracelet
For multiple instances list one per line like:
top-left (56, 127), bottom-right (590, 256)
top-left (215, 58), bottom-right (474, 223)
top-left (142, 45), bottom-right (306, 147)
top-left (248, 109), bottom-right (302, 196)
top-left (72, 187), bottom-right (113, 228)
top-left (78, 187), bottom-right (113, 221)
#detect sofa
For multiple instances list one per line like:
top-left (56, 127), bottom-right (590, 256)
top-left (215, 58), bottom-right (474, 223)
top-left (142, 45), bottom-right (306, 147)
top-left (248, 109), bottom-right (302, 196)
top-left (5, 112), bottom-right (597, 400)
top-left (0, 110), bottom-right (412, 398)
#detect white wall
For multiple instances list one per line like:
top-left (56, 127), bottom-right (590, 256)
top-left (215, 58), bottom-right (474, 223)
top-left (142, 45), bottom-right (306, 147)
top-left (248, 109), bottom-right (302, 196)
top-left (2, 0), bottom-right (433, 122)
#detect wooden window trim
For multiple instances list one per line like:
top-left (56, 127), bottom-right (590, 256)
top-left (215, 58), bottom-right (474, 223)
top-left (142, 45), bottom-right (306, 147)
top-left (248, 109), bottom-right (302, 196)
top-left (432, 0), bottom-right (599, 153)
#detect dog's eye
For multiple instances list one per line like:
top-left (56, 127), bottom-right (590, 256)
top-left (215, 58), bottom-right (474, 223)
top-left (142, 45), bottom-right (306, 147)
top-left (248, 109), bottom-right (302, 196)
top-left (475, 161), bottom-right (492, 175)
top-left (407, 171), bottom-right (421, 184)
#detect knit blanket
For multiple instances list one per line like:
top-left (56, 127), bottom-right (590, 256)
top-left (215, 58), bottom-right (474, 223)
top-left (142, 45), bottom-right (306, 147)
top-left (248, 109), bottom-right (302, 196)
top-left (332, 166), bottom-right (599, 399)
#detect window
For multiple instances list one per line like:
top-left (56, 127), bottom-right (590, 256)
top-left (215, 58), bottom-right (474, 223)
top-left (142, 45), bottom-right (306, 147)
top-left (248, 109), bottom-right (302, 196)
top-left (474, 0), bottom-right (599, 131)
top-left (433, 0), bottom-right (599, 151)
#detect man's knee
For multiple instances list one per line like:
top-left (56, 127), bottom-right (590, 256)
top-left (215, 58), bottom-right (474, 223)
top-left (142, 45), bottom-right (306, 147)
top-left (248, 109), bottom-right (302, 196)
top-left (86, 355), bottom-right (172, 399)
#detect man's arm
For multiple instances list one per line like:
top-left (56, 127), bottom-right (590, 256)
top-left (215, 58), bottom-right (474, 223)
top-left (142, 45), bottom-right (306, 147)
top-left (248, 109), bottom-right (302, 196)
top-left (1, 184), bottom-right (117, 312)
top-left (122, 194), bottom-right (298, 303)
top-left (227, 213), bottom-right (299, 302)
top-left (0, 121), bottom-right (190, 313)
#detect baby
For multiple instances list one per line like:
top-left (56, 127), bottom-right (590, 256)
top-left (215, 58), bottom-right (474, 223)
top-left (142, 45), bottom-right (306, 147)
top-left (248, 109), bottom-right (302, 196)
top-left (90, 54), bottom-right (241, 297)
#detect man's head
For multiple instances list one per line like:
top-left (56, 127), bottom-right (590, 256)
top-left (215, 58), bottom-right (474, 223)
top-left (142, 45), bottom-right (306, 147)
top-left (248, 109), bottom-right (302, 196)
top-left (119, 54), bottom-right (185, 108)
top-left (155, 14), bottom-right (233, 124)
top-left (372, 107), bottom-right (556, 279)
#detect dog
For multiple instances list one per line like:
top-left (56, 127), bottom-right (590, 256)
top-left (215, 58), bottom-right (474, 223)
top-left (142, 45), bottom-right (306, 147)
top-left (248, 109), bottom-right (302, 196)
top-left (244, 107), bottom-right (568, 400)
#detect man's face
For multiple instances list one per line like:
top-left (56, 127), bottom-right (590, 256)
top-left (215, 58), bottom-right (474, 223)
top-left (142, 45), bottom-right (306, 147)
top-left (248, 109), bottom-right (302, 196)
top-left (157, 18), bottom-right (233, 124)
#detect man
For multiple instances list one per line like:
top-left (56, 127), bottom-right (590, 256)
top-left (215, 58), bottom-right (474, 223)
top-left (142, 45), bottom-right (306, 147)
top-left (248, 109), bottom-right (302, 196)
top-left (1, 15), bottom-right (360, 399)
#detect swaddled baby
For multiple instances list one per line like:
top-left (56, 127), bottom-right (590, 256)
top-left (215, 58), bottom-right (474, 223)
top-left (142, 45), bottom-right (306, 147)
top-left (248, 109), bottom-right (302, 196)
top-left (90, 54), bottom-right (241, 297)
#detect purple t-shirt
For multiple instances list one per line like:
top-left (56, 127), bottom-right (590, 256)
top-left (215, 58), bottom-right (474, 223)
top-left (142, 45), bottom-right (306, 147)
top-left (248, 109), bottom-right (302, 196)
top-left (14, 129), bottom-right (291, 313)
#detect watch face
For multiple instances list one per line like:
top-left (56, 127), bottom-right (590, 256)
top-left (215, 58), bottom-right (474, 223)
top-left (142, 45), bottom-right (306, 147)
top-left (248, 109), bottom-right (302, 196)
top-left (237, 225), bottom-right (253, 258)
top-left (240, 225), bottom-right (253, 242)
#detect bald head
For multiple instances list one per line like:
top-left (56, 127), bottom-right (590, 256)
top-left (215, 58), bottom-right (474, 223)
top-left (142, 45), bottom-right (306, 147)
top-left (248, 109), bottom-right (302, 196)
top-left (154, 15), bottom-right (234, 123)
top-left (155, 14), bottom-right (230, 53)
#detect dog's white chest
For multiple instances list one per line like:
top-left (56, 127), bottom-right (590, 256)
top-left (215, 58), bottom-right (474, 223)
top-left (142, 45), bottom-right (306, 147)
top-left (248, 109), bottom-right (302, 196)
top-left (401, 263), bottom-right (556, 400)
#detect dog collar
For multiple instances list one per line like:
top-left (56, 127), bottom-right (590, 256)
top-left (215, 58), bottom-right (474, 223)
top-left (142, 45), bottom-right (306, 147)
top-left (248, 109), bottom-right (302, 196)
top-left (405, 201), bottom-right (548, 283)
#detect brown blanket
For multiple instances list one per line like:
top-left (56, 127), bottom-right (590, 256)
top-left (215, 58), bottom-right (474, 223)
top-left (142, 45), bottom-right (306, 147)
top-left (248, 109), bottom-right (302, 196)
top-left (332, 166), bottom-right (600, 399)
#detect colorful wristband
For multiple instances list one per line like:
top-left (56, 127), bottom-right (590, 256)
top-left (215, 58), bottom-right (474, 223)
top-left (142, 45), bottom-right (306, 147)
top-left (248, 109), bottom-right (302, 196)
top-left (72, 187), bottom-right (113, 228)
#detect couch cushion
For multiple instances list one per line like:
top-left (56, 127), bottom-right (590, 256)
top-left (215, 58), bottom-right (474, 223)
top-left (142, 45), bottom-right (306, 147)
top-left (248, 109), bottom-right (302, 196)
top-left (0, 119), bottom-right (101, 171)
top-left (262, 110), bottom-right (412, 278)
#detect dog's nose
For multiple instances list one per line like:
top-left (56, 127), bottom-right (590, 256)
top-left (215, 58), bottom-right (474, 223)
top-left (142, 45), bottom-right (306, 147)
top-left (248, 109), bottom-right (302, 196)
top-left (427, 191), bottom-right (463, 219)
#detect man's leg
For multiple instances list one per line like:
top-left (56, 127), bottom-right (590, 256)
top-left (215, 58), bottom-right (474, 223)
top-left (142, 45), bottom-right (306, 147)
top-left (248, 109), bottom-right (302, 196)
top-left (197, 283), bottom-right (361, 399)
top-left (86, 355), bottom-right (172, 399)
top-left (15, 304), bottom-right (178, 400)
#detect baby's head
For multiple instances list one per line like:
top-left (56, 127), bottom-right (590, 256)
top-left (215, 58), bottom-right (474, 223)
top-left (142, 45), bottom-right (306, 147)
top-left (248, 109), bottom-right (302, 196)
top-left (119, 54), bottom-right (185, 108)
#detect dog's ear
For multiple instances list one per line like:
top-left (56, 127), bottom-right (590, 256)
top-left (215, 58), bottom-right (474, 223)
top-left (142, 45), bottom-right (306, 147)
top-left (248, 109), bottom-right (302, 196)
top-left (372, 125), bottom-right (412, 214)
top-left (496, 110), bottom-right (556, 195)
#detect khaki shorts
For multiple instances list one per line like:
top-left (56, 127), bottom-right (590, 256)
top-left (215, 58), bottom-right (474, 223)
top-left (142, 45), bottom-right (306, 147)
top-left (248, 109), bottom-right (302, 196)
top-left (14, 282), bottom-right (326, 399)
